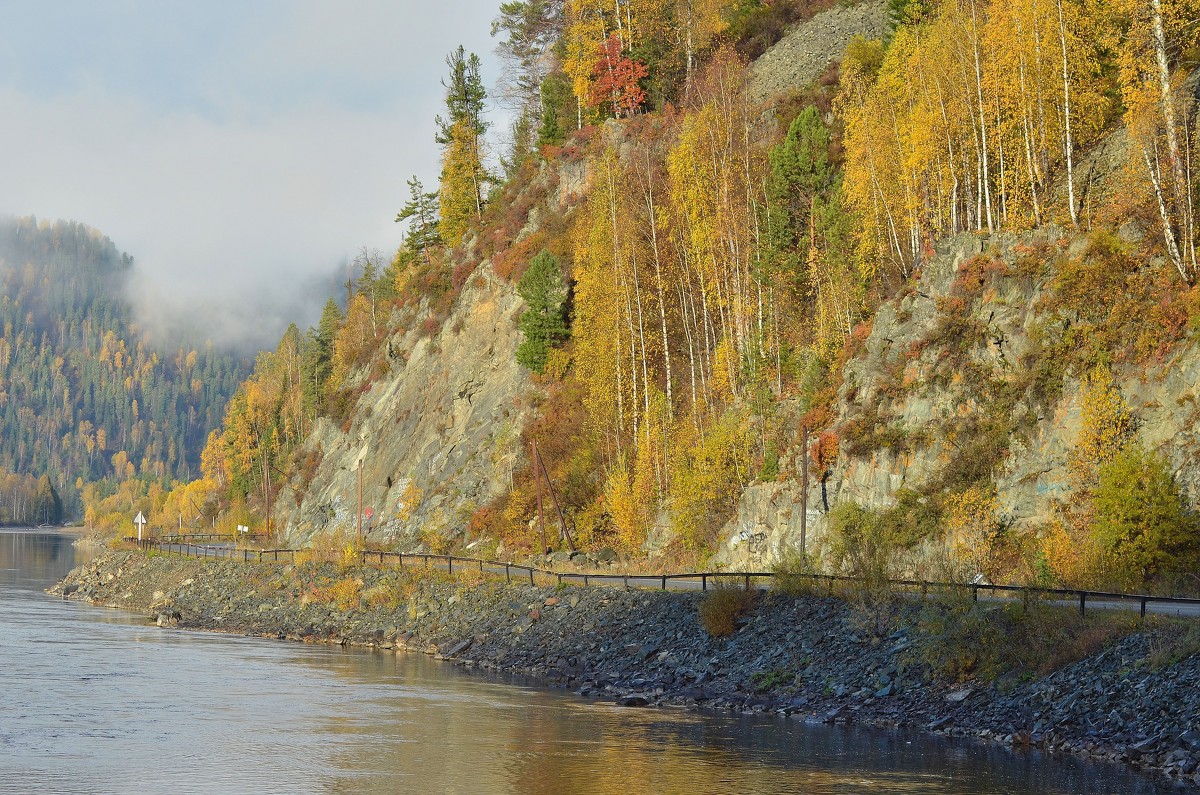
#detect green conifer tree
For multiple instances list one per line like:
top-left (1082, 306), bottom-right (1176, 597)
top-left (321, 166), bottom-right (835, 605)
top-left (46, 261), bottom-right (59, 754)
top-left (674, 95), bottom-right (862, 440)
top-left (515, 250), bottom-right (569, 373)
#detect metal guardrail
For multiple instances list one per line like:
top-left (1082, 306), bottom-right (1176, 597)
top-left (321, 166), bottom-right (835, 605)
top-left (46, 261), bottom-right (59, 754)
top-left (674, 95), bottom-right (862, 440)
top-left (158, 533), bottom-right (269, 544)
top-left (123, 537), bottom-right (1200, 618)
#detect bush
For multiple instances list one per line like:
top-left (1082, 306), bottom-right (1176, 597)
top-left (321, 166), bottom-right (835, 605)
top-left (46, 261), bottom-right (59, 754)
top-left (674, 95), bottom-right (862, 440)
top-left (1092, 444), bottom-right (1200, 590)
top-left (915, 595), bottom-right (1138, 683)
top-left (771, 548), bottom-right (822, 596)
top-left (698, 586), bottom-right (758, 638)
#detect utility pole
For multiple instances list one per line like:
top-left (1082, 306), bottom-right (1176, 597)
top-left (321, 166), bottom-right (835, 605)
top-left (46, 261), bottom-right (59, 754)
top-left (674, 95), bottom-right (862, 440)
top-left (800, 425), bottom-right (809, 562)
top-left (533, 442), bottom-right (548, 554)
top-left (533, 440), bottom-right (575, 552)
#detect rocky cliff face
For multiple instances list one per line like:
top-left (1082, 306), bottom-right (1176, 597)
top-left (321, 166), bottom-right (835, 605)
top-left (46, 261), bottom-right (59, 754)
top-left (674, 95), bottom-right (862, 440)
top-left (717, 226), bottom-right (1200, 569)
top-left (276, 266), bottom-right (530, 548)
top-left (747, 0), bottom-right (888, 105)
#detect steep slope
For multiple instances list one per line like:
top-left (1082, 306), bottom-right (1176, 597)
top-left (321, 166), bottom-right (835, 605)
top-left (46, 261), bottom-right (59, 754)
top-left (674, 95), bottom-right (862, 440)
top-left (747, 0), bottom-right (888, 105)
top-left (716, 220), bottom-right (1200, 570)
top-left (276, 267), bottom-right (529, 548)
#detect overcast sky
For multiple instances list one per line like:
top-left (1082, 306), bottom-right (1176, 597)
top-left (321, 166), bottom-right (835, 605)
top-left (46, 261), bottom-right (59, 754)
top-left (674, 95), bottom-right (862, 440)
top-left (0, 0), bottom-right (506, 349)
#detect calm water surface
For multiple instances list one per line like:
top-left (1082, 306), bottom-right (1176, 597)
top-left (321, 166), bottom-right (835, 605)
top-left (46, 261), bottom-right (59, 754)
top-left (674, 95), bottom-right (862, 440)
top-left (0, 529), bottom-right (1180, 794)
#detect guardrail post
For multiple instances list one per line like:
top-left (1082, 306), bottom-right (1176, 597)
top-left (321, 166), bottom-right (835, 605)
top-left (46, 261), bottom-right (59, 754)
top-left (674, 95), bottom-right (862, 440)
top-left (972, 585), bottom-right (978, 603)
top-left (505, 563), bottom-right (510, 583)
top-left (661, 575), bottom-right (667, 590)
top-left (1140, 597), bottom-right (1148, 619)
top-left (584, 575), bottom-right (589, 586)
top-left (529, 569), bottom-right (535, 586)
top-left (449, 557), bottom-right (454, 575)
top-left (557, 574), bottom-right (562, 585)
top-left (701, 574), bottom-right (707, 591)
top-left (1079, 591), bottom-right (1086, 616)
top-left (744, 575), bottom-right (750, 592)
top-left (480, 560), bottom-right (484, 575)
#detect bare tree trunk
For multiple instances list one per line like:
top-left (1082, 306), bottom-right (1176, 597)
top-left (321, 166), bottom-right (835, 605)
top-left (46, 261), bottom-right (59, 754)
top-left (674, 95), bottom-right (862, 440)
top-left (1143, 144), bottom-right (1189, 280)
top-left (642, 161), bottom-right (674, 418)
top-left (1152, 0), bottom-right (1192, 279)
top-left (1056, 0), bottom-right (1078, 225)
top-left (970, 0), bottom-right (995, 232)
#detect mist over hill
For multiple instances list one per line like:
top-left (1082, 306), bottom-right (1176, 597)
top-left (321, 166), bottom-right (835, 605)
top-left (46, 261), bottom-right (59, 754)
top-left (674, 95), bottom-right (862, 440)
top-left (0, 216), bottom-right (251, 518)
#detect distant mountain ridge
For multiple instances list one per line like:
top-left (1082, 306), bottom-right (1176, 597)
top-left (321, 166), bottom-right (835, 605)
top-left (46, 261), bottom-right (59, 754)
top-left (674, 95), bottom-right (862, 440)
top-left (0, 216), bottom-right (249, 519)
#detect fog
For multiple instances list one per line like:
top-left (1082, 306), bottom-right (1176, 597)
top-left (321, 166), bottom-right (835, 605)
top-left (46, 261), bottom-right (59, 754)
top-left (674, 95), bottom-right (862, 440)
top-left (0, 1), bottom-right (507, 352)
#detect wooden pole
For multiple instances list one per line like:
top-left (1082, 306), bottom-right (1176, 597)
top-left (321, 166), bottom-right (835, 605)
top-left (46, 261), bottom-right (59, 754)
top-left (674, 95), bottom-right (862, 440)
top-left (534, 441), bottom-right (575, 552)
top-left (800, 425), bottom-right (809, 561)
top-left (356, 460), bottom-right (363, 543)
top-left (533, 442), bottom-right (548, 554)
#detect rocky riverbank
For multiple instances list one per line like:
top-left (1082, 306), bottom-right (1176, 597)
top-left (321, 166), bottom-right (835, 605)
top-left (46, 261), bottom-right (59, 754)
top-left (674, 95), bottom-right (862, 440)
top-left (52, 550), bottom-right (1200, 789)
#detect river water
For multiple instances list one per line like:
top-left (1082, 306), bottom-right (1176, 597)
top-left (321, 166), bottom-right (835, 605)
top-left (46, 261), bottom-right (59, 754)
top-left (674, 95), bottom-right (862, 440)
top-left (0, 529), bottom-right (1179, 795)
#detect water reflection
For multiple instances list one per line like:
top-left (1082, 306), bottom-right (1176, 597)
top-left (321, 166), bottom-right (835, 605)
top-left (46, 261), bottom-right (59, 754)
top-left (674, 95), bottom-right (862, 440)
top-left (0, 530), bottom-right (1180, 795)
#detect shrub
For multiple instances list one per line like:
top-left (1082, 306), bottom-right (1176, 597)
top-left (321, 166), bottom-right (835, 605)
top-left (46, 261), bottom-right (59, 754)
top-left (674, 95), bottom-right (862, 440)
top-left (827, 501), bottom-right (893, 583)
top-left (944, 485), bottom-right (1001, 579)
top-left (1092, 444), bottom-right (1200, 590)
top-left (698, 586), bottom-right (758, 638)
top-left (915, 595), bottom-right (1138, 683)
top-left (1146, 619), bottom-right (1200, 668)
top-left (771, 548), bottom-right (822, 596)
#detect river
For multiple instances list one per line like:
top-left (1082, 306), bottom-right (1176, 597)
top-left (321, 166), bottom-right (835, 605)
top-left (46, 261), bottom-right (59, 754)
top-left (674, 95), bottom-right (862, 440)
top-left (0, 529), bottom-right (1179, 794)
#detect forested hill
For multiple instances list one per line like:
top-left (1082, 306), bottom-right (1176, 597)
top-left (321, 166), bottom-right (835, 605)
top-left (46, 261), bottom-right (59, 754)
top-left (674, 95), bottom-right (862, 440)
top-left (0, 217), bottom-right (248, 522)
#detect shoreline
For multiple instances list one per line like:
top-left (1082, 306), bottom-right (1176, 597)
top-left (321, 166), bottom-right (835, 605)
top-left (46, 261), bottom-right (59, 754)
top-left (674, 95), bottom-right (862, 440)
top-left (50, 549), bottom-right (1200, 790)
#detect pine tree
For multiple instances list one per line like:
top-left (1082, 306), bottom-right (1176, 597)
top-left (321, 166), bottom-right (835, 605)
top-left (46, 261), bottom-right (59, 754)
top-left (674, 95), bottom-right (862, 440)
top-left (516, 250), bottom-right (570, 372)
top-left (436, 47), bottom-right (491, 236)
top-left (302, 298), bottom-right (341, 413)
top-left (395, 176), bottom-right (441, 264)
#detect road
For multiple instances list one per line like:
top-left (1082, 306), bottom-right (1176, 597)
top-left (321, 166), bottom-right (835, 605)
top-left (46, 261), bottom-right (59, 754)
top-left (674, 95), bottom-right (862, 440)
top-left (143, 541), bottom-right (1200, 619)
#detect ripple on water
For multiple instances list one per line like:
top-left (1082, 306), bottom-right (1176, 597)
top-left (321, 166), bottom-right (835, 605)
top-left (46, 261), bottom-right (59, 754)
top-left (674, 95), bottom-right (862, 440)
top-left (0, 531), bottom-right (1184, 795)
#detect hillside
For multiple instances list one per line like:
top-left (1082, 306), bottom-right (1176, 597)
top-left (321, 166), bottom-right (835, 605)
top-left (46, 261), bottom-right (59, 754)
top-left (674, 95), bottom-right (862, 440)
top-left (0, 217), bottom-right (247, 521)
top-left (120, 0), bottom-right (1200, 597)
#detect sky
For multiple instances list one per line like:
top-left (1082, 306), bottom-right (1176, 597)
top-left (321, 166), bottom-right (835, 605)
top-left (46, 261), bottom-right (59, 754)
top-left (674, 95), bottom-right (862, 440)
top-left (0, 0), bottom-right (507, 350)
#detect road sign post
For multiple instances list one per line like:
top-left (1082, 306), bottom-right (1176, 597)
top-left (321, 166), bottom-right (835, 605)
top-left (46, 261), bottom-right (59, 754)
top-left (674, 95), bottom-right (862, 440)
top-left (134, 511), bottom-right (146, 542)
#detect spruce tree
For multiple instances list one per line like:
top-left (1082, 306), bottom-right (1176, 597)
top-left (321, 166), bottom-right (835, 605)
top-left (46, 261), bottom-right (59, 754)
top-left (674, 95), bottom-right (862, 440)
top-left (515, 250), bottom-right (569, 373)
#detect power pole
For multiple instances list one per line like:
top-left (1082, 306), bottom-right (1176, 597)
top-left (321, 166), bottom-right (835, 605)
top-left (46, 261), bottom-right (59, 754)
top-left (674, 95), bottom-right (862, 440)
top-left (533, 442), bottom-right (547, 554)
top-left (800, 425), bottom-right (809, 562)
top-left (533, 440), bottom-right (575, 552)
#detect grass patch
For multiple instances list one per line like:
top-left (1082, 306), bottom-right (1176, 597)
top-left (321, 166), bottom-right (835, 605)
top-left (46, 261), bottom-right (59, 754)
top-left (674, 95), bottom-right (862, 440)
top-left (914, 593), bottom-right (1139, 683)
top-left (750, 668), bottom-right (795, 693)
top-left (1145, 618), bottom-right (1200, 668)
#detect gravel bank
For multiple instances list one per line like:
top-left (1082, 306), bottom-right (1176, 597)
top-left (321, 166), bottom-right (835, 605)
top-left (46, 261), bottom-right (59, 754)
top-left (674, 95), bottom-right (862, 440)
top-left (51, 551), bottom-right (1200, 789)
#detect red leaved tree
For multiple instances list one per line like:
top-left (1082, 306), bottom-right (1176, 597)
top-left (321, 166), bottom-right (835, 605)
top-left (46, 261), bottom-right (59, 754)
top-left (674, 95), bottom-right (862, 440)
top-left (587, 34), bottom-right (648, 119)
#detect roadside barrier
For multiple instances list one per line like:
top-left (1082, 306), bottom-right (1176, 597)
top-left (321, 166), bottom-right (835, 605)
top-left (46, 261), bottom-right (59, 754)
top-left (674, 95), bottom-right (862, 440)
top-left (123, 537), bottom-right (1200, 618)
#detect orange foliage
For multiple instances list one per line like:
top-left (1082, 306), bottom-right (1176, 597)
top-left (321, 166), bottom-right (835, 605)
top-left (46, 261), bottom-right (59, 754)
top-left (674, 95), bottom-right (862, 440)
top-left (811, 431), bottom-right (839, 473)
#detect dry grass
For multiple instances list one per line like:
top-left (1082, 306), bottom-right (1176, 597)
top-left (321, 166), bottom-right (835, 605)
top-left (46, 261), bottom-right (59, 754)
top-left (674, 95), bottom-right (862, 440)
top-left (915, 594), bottom-right (1140, 683)
top-left (1145, 618), bottom-right (1200, 668)
top-left (698, 586), bottom-right (759, 638)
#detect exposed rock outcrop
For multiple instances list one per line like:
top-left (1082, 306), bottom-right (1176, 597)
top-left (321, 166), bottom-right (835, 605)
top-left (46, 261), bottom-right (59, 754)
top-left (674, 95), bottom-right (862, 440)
top-left (718, 226), bottom-right (1200, 569)
top-left (747, 0), bottom-right (889, 105)
top-left (278, 265), bottom-right (530, 549)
